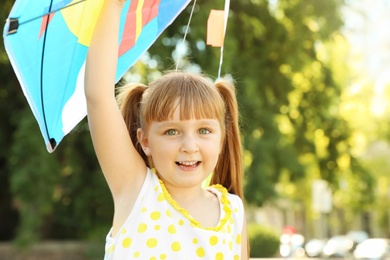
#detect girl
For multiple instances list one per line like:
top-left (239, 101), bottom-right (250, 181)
top-left (85, 0), bottom-right (248, 259)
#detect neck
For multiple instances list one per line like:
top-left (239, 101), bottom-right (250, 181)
top-left (166, 182), bottom-right (204, 203)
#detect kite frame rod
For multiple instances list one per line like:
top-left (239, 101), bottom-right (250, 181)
top-left (17, 0), bottom-right (86, 27)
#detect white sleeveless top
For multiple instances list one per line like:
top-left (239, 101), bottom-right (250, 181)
top-left (104, 168), bottom-right (244, 260)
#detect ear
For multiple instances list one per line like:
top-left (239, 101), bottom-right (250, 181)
top-left (137, 128), bottom-right (151, 156)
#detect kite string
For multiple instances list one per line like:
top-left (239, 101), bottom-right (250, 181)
top-left (175, 0), bottom-right (197, 71)
top-left (217, 0), bottom-right (230, 80)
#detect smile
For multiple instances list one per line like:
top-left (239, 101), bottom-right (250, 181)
top-left (176, 161), bottom-right (200, 167)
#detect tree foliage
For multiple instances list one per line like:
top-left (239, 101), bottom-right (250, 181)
top-left (148, 0), bottom-right (374, 207)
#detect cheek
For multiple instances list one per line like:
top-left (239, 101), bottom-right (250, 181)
top-left (147, 138), bottom-right (170, 159)
top-left (206, 138), bottom-right (223, 158)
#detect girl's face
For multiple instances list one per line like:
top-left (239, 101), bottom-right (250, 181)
top-left (140, 104), bottom-right (222, 191)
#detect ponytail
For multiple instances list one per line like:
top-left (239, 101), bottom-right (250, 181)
top-left (213, 80), bottom-right (244, 199)
top-left (116, 83), bottom-right (150, 167)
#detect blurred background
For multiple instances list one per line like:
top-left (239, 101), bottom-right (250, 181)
top-left (1, 0), bottom-right (390, 259)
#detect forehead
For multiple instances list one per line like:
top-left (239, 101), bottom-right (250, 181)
top-left (146, 96), bottom-right (224, 123)
top-left (168, 103), bottom-right (221, 123)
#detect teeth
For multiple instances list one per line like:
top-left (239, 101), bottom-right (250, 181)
top-left (178, 161), bottom-right (198, 166)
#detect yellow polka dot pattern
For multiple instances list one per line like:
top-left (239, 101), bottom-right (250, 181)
top-left (146, 238), bottom-right (158, 248)
top-left (236, 234), bottom-right (241, 245)
top-left (157, 193), bottom-right (165, 202)
top-left (196, 247), bottom-right (205, 257)
top-left (171, 241), bottom-right (181, 252)
top-left (103, 169), bottom-right (244, 260)
top-left (138, 223), bottom-right (147, 233)
top-left (122, 237), bottom-right (132, 248)
top-left (150, 211), bottom-right (161, 220)
top-left (168, 224), bottom-right (176, 234)
top-left (215, 252), bottom-right (224, 260)
top-left (209, 235), bottom-right (218, 246)
top-left (107, 244), bottom-right (114, 253)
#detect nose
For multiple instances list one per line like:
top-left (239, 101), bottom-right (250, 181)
top-left (180, 134), bottom-right (199, 153)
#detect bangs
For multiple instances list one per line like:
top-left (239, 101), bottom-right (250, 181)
top-left (141, 72), bottom-right (225, 125)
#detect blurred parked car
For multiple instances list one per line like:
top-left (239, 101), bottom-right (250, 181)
top-left (353, 238), bottom-right (390, 260)
top-left (347, 230), bottom-right (369, 245)
top-left (322, 235), bottom-right (354, 258)
top-left (280, 233), bottom-right (305, 258)
top-left (305, 239), bottom-right (327, 257)
top-left (279, 227), bottom-right (305, 258)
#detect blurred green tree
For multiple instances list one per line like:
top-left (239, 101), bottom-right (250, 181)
top-left (147, 0), bottom-right (373, 206)
top-left (0, 0), bottom-right (25, 240)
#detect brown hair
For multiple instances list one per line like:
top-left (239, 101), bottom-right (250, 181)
top-left (117, 71), bottom-right (243, 198)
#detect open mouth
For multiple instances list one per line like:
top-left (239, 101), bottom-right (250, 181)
top-left (176, 161), bottom-right (201, 168)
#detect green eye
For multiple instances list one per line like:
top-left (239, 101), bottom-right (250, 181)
top-left (198, 128), bottom-right (211, 135)
top-left (165, 129), bottom-right (178, 135)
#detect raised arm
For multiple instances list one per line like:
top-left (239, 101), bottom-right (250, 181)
top-left (84, 0), bottom-right (146, 199)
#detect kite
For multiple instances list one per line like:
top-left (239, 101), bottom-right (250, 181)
top-left (3, 0), bottom-right (190, 152)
